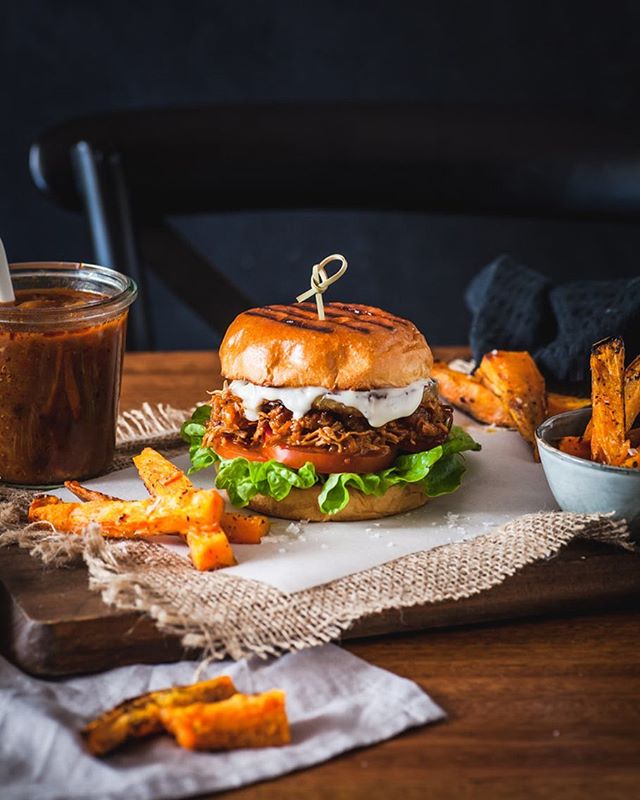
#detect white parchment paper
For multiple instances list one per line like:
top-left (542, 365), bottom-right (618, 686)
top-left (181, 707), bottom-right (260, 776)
top-left (51, 414), bottom-right (558, 593)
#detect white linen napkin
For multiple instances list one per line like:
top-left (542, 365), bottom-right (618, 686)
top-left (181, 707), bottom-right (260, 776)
top-left (0, 645), bottom-right (444, 800)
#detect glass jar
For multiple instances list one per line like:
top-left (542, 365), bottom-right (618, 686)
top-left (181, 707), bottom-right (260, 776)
top-left (0, 262), bottom-right (137, 486)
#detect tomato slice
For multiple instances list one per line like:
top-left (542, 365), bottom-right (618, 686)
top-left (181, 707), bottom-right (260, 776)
top-left (213, 437), bottom-right (396, 474)
top-left (263, 444), bottom-right (396, 473)
top-left (214, 439), bottom-right (268, 462)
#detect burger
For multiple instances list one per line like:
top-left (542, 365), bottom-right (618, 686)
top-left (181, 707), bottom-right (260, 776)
top-left (182, 302), bottom-right (480, 521)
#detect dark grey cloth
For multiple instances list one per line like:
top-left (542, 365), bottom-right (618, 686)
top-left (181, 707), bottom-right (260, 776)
top-left (466, 255), bottom-right (640, 384)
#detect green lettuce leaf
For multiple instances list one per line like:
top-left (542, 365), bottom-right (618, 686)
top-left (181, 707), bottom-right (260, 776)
top-left (317, 426), bottom-right (481, 513)
top-left (181, 406), bottom-right (480, 514)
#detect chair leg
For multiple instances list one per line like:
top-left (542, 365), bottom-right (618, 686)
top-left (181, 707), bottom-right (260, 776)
top-left (72, 141), bottom-right (154, 351)
top-left (138, 220), bottom-right (253, 336)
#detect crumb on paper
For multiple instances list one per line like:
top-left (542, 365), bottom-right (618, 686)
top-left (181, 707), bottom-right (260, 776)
top-left (278, 547), bottom-right (287, 554)
top-left (320, 543), bottom-right (329, 550)
top-left (370, 532), bottom-right (381, 539)
top-left (386, 541), bottom-right (395, 548)
top-left (365, 527), bottom-right (373, 532)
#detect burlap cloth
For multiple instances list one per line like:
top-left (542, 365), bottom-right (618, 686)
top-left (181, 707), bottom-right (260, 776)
top-left (0, 404), bottom-right (634, 661)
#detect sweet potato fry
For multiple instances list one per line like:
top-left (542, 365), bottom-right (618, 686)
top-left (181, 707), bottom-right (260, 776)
top-left (432, 361), bottom-right (513, 426)
top-left (477, 351), bottom-right (547, 458)
top-left (186, 525), bottom-right (237, 570)
top-left (624, 354), bottom-right (640, 431)
top-left (160, 690), bottom-right (290, 751)
top-left (58, 452), bottom-right (237, 570)
top-left (134, 449), bottom-right (268, 546)
top-left (82, 676), bottom-right (237, 756)
top-left (620, 451), bottom-right (640, 469)
top-left (64, 481), bottom-right (117, 502)
top-left (133, 448), bottom-right (194, 498)
top-left (590, 337), bottom-right (630, 466)
top-left (583, 354), bottom-right (640, 443)
top-left (221, 512), bottom-right (270, 544)
top-left (28, 490), bottom-right (224, 537)
top-left (557, 436), bottom-right (591, 461)
top-left (546, 393), bottom-right (591, 417)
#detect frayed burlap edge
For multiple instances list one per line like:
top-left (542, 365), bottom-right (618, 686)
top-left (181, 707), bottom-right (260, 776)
top-left (112, 403), bottom-right (194, 469)
top-left (0, 404), bottom-right (635, 662)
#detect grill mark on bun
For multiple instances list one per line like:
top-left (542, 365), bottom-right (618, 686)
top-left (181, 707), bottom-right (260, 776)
top-left (251, 305), bottom-right (375, 334)
top-left (243, 309), bottom-right (330, 333)
top-left (328, 302), bottom-right (406, 323)
top-left (322, 304), bottom-right (398, 331)
top-left (272, 303), bottom-right (402, 334)
top-left (244, 303), bottom-right (412, 336)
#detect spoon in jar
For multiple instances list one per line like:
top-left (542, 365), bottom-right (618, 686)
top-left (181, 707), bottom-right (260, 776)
top-left (0, 238), bottom-right (15, 304)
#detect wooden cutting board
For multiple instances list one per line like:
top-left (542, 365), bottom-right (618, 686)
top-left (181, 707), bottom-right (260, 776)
top-left (1, 351), bottom-right (639, 677)
top-left (1, 539), bottom-right (638, 677)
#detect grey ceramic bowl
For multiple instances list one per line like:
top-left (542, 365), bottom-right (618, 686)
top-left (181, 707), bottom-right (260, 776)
top-left (536, 407), bottom-right (640, 529)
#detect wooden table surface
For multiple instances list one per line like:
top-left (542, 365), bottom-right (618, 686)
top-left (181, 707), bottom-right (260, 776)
top-left (115, 351), bottom-right (640, 800)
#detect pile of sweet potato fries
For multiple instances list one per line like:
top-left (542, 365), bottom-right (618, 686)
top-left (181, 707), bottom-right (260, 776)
top-left (434, 350), bottom-right (589, 459)
top-left (558, 337), bottom-right (640, 468)
top-left (28, 448), bottom-right (270, 570)
top-left (82, 675), bottom-right (290, 756)
top-left (434, 339), bottom-right (639, 468)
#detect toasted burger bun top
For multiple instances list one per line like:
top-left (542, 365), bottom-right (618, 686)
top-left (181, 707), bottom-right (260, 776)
top-left (220, 302), bottom-right (433, 390)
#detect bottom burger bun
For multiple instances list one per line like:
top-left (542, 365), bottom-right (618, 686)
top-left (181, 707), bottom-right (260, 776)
top-left (247, 483), bottom-right (429, 522)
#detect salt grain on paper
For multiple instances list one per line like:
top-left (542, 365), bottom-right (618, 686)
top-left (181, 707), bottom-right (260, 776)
top-left (263, 533), bottom-right (291, 544)
top-left (286, 522), bottom-right (301, 535)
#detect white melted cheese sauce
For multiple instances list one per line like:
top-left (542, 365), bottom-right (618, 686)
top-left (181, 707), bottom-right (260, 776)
top-left (228, 378), bottom-right (435, 428)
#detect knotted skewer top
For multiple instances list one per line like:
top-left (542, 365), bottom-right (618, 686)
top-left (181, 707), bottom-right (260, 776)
top-left (295, 254), bottom-right (348, 320)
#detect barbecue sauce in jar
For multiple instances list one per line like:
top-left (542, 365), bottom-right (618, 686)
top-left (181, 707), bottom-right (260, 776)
top-left (0, 265), bottom-right (136, 486)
